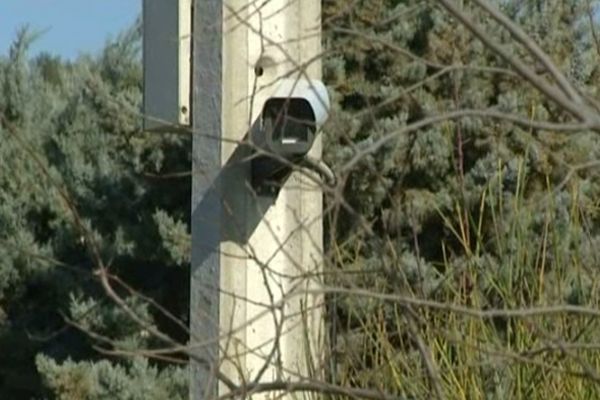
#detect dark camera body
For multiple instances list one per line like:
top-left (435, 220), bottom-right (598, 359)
top-left (248, 79), bottom-right (330, 195)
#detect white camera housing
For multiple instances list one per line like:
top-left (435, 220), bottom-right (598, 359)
top-left (256, 78), bottom-right (330, 158)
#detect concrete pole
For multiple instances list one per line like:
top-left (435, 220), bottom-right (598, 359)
top-left (192, 0), bottom-right (324, 398)
top-left (190, 1), bottom-right (222, 399)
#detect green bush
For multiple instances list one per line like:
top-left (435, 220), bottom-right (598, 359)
top-left (322, 0), bottom-right (600, 397)
top-left (0, 26), bottom-right (189, 398)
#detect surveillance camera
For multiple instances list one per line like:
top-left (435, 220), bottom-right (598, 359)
top-left (255, 78), bottom-right (330, 159)
top-left (250, 78), bottom-right (330, 194)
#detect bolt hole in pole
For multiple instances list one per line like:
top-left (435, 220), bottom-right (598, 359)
top-left (254, 55), bottom-right (275, 77)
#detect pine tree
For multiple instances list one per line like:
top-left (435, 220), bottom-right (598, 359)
top-left (322, 0), bottom-right (600, 397)
top-left (0, 25), bottom-right (189, 399)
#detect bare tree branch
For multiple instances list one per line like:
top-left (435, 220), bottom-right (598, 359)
top-left (434, 0), bottom-right (599, 126)
top-left (469, 0), bottom-right (583, 104)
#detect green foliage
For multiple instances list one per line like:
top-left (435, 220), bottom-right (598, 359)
top-left (0, 25), bottom-right (190, 399)
top-left (36, 356), bottom-right (187, 400)
top-left (323, 0), bottom-right (600, 397)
